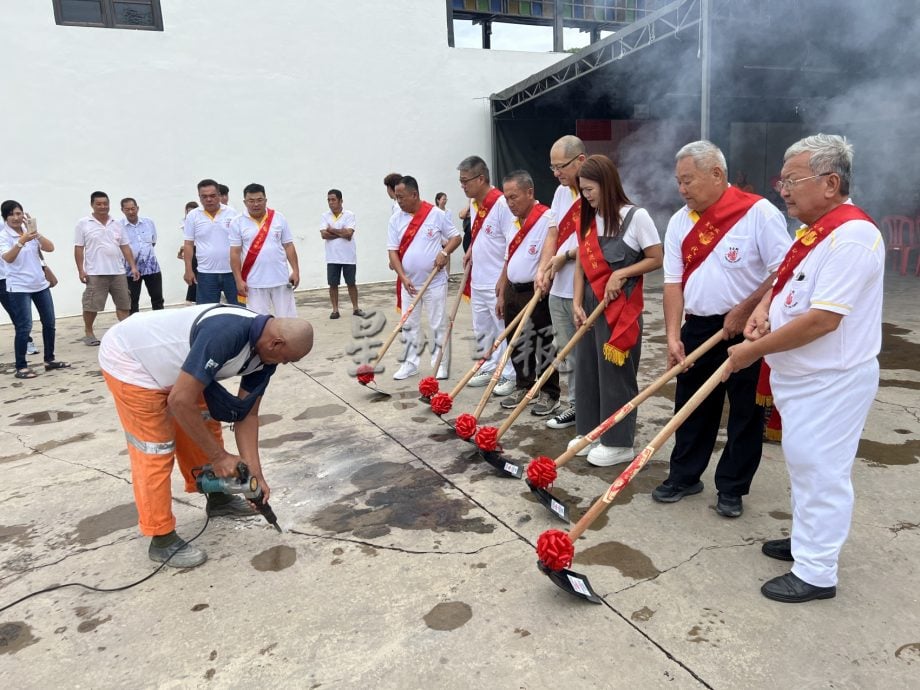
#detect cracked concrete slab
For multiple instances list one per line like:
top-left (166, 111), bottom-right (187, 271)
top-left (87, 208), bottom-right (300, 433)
top-left (1, 272), bottom-right (918, 688)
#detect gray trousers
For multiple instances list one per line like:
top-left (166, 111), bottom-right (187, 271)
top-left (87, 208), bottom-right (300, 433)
top-left (574, 285), bottom-right (642, 448)
top-left (548, 294), bottom-right (576, 404)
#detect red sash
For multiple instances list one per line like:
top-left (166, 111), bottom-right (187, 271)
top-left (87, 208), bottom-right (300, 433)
top-left (756, 203), bottom-right (875, 438)
top-left (579, 217), bottom-right (644, 365)
top-left (507, 203), bottom-right (549, 263)
top-left (680, 186), bottom-right (761, 288)
top-left (556, 194), bottom-right (581, 250)
top-left (238, 209), bottom-right (275, 301)
top-left (463, 187), bottom-right (503, 298)
top-left (395, 201), bottom-right (433, 310)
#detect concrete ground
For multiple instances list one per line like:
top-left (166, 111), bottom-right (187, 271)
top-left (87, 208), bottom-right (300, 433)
top-left (1, 271), bottom-right (918, 689)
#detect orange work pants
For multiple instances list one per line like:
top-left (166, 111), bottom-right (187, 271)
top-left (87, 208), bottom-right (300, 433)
top-left (103, 372), bottom-right (224, 536)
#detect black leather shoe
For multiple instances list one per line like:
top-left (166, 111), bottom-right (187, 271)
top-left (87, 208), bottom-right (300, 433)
top-left (761, 572), bottom-right (836, 603)
top-left (715, 493), bottom-right (743, 518)
top-left (762, 537), bottom-right (794, 561)
top-left (652, 480), bottom-right (704, 503)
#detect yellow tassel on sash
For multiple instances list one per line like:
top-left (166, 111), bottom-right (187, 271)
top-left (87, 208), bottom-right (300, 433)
top-left (755, 392), bottom-right (773, 406)
top-left (603, 343), bottom-right (630, 366)
top-left (764, 426), bottom-right (782, 442)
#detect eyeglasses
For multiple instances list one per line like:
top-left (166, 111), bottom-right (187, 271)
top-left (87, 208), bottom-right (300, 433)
top-left (458, 174), bottom-right (483, 186)
top-left (549, 155), bottom-right (580, 173)
top-left (777, 172), bottom-right (831, 192)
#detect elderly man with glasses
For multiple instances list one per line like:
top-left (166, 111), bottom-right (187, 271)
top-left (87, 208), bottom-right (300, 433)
top-left (724, 134), bottom-right (884, 603)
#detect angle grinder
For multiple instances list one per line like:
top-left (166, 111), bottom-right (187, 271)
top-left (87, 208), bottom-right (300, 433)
top-left (192, 461), bottom-right (282, 532)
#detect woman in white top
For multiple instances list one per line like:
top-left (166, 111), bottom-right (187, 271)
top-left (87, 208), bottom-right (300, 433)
top-left (0, 200), bottom-right (68, 378)
top-left (571, 155), bottom-right (663, 466)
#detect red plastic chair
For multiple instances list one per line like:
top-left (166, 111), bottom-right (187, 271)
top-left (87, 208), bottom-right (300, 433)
top-left (881, 215), bottom-right (918, 275)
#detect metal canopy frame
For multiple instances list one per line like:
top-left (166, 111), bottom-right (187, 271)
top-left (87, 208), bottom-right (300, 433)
top-left (490, 0), bottom-right (700, 117)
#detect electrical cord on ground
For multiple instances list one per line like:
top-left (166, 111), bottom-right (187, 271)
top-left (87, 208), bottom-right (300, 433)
top-left (0, 514), bottom-right (210, 614)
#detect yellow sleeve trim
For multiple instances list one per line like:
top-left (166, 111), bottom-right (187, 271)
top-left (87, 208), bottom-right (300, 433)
top-left (811, 299), bottom-right (852, 310)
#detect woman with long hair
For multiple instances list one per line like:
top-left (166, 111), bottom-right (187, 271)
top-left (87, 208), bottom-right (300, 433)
top-left (571, 155), bottom-right (663, 465)
top-left (0, 200), bottom-right (68, 378)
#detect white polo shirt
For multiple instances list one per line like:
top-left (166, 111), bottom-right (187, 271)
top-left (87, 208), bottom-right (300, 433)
top-left (469, 192), bottom-right (512, 290)
top-left (229, 210), bottom-right (294, 289)
top-left (504, 206), bottom-right (555, 285)
top-left (74, 215), bottom-right (130, 276)
top-left (0, 224), bottom-right (48, 292)
top-left (321, 209), bottom-right (357, 265)
top-left (596, 206), bottom-right (662, 255)
top-left (766, 209), bottom-right (884, 376)
top-left (387, 205), bottom-right (458, 289)
top-left (183, 205), bottom-right (237, 273)
top-left (549, 184), bottom-right (580, 299)
top-left (663, 193), bottom-right (791, 315)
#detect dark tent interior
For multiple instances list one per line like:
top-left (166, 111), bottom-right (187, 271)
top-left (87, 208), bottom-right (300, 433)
top-left (491, 0), bottom-right (920, 227)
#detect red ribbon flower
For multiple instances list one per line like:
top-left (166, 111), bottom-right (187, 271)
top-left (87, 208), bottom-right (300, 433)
top-left (454, 413), bottom-right (478, 440)
top-left (536, 529), bottom-right (574, 571)
top-left (356, 364), bottom-right (375, 385)
top-left (418, 376), bottom-right (439, 398)
top-left (475, 426), bottom-right (499, 452)
top-left (526, 456), bottom-right (558, 488)
top-left (430, 393), bottom-right (453, 416)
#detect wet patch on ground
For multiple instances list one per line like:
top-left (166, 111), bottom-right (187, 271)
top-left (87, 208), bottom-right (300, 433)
top-left (33, 432), bottom-right (95, 452)
top-left (260, 432), bottom-right (315, 449)
top-left (423, 601), bottom-right (472, 631)
top-left (293, 404), bottom-right (346, 421)
top-left (311, 461), bottom-right (495, 537)
top-left (0, 523), bottom-right (36, 547)
top-left (769, 510), bottom-right (792, 520)
top-left (879, 323), bottom-right (920, 371)
top-left (0, 622), bottom-right (39, 654)
top-left (573, 541), bottom-right (661, 579)
top-left (251, 545), bottom-right (297, 572)
top-left (11, 410), bottom-right (84, 426)
top-left (879, 378), bottom-right (920, 390)
top-left (259, 414), bottom-right (283, 426)
top-left (77, 615), bottom-right (112, 633)
top-left (71, 503), bottom-right (137, 545)
top-left (894, 642), bottom-right (920, 664)
top-left (857, 438), bottom-right (919, 466)
top-left (0, 452), bottom-right (31, 465)
top-left (631, 606), bottom-right (655, 622)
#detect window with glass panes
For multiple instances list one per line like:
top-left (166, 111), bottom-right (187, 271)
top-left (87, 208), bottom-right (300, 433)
top-left (53, 0), bottom-right (163, 31)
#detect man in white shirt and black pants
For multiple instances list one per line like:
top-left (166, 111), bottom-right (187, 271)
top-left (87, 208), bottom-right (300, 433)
top-left (654, 141), bottom-right (791, 518)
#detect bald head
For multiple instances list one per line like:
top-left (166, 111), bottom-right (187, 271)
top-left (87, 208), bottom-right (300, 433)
top-left (550, 135), bottom-right (587, 187)
top-left (256, 318), bottom-right (314, 365)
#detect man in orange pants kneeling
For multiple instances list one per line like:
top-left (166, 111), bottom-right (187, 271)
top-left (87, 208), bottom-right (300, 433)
top-left (99, 305), bottom-right (313, 568)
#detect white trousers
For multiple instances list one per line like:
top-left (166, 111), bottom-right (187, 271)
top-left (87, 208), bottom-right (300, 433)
top-left (246, 285), bottom-right (297, 317)
top-left (771, 360), bottom-right (878, 587)
top-left (399, 282), bottom-right (448, 370)
top-left (470, 286), bottom-right (515, 380)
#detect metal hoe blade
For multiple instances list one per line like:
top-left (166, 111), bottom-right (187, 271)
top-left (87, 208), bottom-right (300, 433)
top-left (537, 560), bottom-right (603, 604)
top-left (526, 480), bottom-right (570, 523)
top-left (361, 381), bottom-right (391, 398)
top-left (478, 449), bottom-right (523, 479)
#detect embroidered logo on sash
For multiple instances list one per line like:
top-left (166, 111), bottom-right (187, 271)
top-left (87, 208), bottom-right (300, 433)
top-left (725, 246), bottom-right (741, 263)
top-left (799, 229), bottom-right (818, 246)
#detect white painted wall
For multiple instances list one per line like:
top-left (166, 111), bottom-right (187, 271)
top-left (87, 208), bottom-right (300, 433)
top-left (0, 0), bottom-right (561, 322)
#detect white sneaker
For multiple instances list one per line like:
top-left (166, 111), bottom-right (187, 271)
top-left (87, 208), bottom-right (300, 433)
top-left (392, 362), bottom-right (419, 380)
top-left (435, 363), bottom-right (448, 380)
top-left (26, 341), bottom-right (39, 356)
top-left (492, 377), bottom-right (515, 397)
top-left (587, 445), bottom-right (635, 467)
top-left (567, 435), bottom-right (598, 457)
top-left (468, 370), bottom-right (494, 387)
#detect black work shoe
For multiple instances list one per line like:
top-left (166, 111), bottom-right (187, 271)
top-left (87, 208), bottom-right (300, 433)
top-left (762, 537), bottom-right (794, 561)
top-left (206, 495), bottom-right (257, 518)
top-left (761, 572), bottom-right (836, 603)
top-left (715, 492), bottom-right (743, 518)
top-left (651, 480), bottom-right (704, 503)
